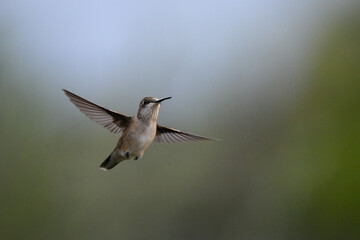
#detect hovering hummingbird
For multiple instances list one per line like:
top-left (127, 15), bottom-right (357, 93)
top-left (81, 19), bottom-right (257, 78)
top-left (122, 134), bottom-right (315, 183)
top-left (63, 89), bottom-right (215, 170)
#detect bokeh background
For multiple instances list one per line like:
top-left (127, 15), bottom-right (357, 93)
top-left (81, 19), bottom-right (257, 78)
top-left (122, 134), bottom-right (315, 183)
top-left (1, 0), bottom-right (359, 239)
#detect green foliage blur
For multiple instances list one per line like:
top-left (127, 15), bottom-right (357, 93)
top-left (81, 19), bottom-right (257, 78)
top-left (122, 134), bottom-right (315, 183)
top-left (0, 4), bottom-right (359, 240)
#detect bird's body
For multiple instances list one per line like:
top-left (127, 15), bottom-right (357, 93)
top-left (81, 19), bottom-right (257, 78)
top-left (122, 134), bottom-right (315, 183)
top-left (101, 117), bottom-right (157, 169)
top-left (115, 117), bottom-right (157, 160)
top-left (63, 90), bottom-right (214, 170)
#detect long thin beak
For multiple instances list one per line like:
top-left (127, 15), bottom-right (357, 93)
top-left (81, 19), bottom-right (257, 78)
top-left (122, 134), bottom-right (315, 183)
top-left (155, 97), bottom-right (172, 103)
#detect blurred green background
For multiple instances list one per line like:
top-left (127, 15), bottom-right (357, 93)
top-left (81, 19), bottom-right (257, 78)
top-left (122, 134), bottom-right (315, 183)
top-left (0, 1), bottom-right (359, 239)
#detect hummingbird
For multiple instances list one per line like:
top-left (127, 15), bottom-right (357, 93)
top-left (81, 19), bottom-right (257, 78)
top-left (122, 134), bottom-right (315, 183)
top-left (63, 89), bottom-right (215, 170)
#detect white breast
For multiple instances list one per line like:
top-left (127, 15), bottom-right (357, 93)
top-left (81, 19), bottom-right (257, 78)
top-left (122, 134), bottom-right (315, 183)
top-left (130, 118), bottom-right (157, 153)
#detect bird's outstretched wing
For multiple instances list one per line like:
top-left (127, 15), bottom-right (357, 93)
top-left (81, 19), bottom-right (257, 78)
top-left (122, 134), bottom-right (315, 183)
top-left (63, 89), bottom-right (131, 134)
top-left (154, 125), bottom-right (214, 144)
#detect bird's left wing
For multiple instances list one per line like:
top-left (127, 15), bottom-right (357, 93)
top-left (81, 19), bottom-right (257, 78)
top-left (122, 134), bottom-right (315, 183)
top-left (154, 125), bottom-right (214, 144)
top-left (63, 89), bottom-right (131, 134)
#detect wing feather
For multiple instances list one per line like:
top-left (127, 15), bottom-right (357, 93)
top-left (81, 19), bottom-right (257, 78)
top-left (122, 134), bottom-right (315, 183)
top-left (63, 89), bottom-right (131, 134)
top-left (154, 125), bottom-right (215, 144)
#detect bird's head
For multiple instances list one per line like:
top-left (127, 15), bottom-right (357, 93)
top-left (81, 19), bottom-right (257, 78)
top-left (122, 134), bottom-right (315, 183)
top-left (137, 96), bottom-right (172, 121)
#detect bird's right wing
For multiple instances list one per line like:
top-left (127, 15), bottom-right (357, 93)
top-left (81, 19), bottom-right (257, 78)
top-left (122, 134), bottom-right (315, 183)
top-left (63, 89), bottom-right (131, 134)
top-left (154, 125), bottom-right (215, 144)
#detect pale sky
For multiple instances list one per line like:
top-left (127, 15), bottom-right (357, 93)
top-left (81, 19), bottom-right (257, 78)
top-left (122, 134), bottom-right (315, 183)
top-left (0, 0), bottom-right (352, 113)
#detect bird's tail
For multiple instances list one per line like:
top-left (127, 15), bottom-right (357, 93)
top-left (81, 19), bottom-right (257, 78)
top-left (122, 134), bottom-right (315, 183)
top-left (100, 153), bottom-right (126, 171)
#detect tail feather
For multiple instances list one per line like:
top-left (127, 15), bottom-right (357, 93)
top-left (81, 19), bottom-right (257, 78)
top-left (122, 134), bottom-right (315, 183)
top-left (100, 153), bottom-right (125, 171)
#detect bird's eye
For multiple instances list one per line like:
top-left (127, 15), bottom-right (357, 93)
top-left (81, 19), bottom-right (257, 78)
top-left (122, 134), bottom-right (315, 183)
top-left (143, 100), bottom-right (149, 105)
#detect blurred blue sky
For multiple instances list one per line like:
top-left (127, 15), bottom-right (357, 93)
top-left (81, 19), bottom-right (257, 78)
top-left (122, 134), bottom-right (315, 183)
top-left (0, 0), bottom-right (354, 113)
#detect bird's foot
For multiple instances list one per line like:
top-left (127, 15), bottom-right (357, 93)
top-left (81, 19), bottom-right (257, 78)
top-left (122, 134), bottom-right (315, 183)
top-left (125, 152), bottom-right (130, 159)
top-left (133, 156), bottom-right (139, 161)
